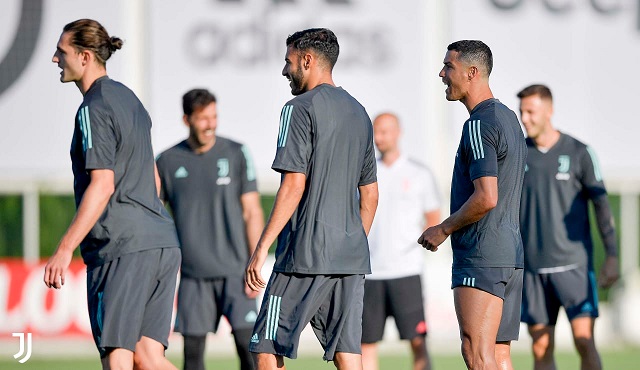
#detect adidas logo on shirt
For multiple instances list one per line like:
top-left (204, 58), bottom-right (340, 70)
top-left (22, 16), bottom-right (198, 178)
top-left (175, 166), bottom-right (188, 178)
top-left (250, 333), bottom-right (260, 344)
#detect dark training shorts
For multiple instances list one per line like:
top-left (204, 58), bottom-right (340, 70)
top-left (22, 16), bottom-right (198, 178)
top-left (521, 265), bottom-right (599, 326)
top-left (362, 275), bottom-right (427, 343)
top-left (452, 267), bottom-right (523, 342)
top-left (87, 247), bottom-right (181, 358)
top-left (174, 275), bottom-right (258, 335)
top-left (249, 272), bottom-right (365, 361)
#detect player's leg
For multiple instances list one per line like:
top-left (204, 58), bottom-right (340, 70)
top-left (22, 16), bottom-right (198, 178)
top-left (361, 279), bottom-right (387, 370)
top-left (232, 328), bottom-right (254, 370)
top-left (133, 336), bottom-right (178, 370)
top-left (135, 247), bottom-right (181, 370)
top-left (569, 317), bottom-right (601, 370)
top-left (253, 353), bottom-right (286, 369)
top-left (409, 336), bottom-right (430, 370)
top-left (527, 325), bottom-right (556, 370)
top-left (454, 286), bottom-right (502, 370)
top-left (559, 268), bottom-right (601, 370)
top-left (334, 352), bottom-right (362, 370)
top-left (182, 335), bottom-right (206, 370)
top-left (452, 267), bottom-right (520, 370)
top-left (221, 275), bottom-right (259, 370)
top-left (387, 275), bottom-right (430, 370)
top-left (250, 273), bottom-right (329, 365)
top-left (494, 268), bottom-right (523, 370)
top-left (101, 348), bottom-right (134, 370)
top-left (522, 270), bottom-right (560, 370)
top-left (87, 250), bottom-right (167, 369)
top-left (310, 275), bottom-right (365, 370)
top-left (175, 277), bottom-right (221, 370)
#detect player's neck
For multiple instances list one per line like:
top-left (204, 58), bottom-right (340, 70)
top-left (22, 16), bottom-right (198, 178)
top-left (306, 71), bottom-right (335, 91)
top-left (461, 84), bottom-right (494, 113)
top-left (77, 68), bottom-right (107, 95)
top-left (187, 137), bottom-right (216, 154)
top-left (533, 127), bottom-right (560, 150)
top-left (380, 149), bottom-right (400, 166)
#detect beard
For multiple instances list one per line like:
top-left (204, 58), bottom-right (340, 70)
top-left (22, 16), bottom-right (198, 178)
top-left (289, 65), bottom-right (305, 96)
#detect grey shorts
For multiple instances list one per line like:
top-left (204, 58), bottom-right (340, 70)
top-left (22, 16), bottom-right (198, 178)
top-left (452, 267), bottom-right (523, 342)
top-left (87, 247), bottom-right (181, 358)
top-left (249, 272), bottom-right (365, 361)
top-left (362, 275), bottom-right (427, 343)
top-left (174, 275), bottom-right (258, 335)
top-left (521, 265), bottom-right (599, 325)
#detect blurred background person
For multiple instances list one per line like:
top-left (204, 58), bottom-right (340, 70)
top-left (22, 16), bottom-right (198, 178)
top-left (517, 84), bottom-right (620, 370)
top-left (362, 112), bottom-right (440, 370)
top-left (156, 88), bottom-right (264, 370)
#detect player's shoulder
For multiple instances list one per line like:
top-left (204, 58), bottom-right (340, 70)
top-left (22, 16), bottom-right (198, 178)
top-left (559, 132), bottom-right (590, 154)
top-left (157, 140), bottom-right (190, 162)
top-left (216, 136), bottom-right (246, 153)
top-left (82, 77), bottom-right (133, 112)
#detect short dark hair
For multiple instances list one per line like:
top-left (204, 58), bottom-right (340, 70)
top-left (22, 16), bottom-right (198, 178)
top-left (286, 28), bottom-right (339, 69)
top-left (447, 40), bottom-right (493, 77)
top-left (63, 19), bottom-right (122, 66)
top-left (182, 89), bottom-right (217, 117)
top-left (517, 84), bottom-right (553, 102)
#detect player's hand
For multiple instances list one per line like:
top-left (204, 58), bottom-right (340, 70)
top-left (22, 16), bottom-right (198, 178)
top-left (417, 224), bottom-right (448, 252)
top-left (598, 256), bottom-right (620, 288)
top-left (43, 246), bottom-right (73, 289)
top-left (244, 283), bottom-right (260, 299)
top-left (245, 245), bottom-right (268, 292)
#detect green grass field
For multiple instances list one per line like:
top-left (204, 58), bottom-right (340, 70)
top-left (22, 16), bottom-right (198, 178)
top-left (1, 349), bottom-right (638, 370)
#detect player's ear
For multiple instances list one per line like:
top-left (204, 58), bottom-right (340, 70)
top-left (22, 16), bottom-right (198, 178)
top-left (467, 66), bottom-right (477, 81)
top-left (303, 53), bottom-right (312, 70)
top-left (182, 114), bottom-right (190, 127)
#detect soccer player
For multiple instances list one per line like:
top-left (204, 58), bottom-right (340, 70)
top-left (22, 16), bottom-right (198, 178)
top-left (418, 40), bottom-right (527, 370)
top-left (244, 28), bottom-right (378, 370)
top-left (362, 112), bottom-right (440, 370)
top-left (156, 88), bottom-right (264, 370)
top-left (44, 19), bottom-right (181, 370)
top-left (517, 84), bottom-right (620, 370)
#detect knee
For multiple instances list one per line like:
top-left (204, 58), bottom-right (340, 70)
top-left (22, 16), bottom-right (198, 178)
top-left (460, 338), bottom-right (494, 369)
top-left (133, 348), bottom-right (164, 370)
top-left (573, 336), bottom-right (596, 356)
top-left (531, 335), bottom-right (554, 360)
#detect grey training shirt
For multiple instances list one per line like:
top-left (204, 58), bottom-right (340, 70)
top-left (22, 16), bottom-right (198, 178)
top-left (271, 84), bottom-right (377, 275)
top-left (520, 133), bottom-right (607, 272)
top-left (450, 98), bottom-right (526, 269)
top-left (157, 137), bottom-right (258, 278)
top-left (71, 76), bottom-right (179, 268)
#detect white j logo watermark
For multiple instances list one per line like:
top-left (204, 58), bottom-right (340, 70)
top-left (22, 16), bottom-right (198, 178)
top-left (12, 332), bottom-right (32, 363)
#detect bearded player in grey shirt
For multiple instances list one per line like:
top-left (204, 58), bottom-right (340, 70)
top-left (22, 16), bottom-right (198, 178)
top-left (517, 84), bottom-right (619, 370)
top-left (245, 28), bottom-right (378, 370)
top-left (157, 88), bottom-right (264, 370)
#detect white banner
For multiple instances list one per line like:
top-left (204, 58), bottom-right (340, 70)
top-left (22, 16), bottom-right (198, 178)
top-left (148, 0), bottom-right (430, 191)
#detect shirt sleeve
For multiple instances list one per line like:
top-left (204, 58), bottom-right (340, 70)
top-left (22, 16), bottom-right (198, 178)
top-left (359, 121), bottom-right (377, 186)
top-left (464, 119), bottom-right (499, 181)
top-left (78, 103), bottom-right (117, 171)
top-left (240, 144), bottom-right (258, 194)
top-left (271, 103), bottom-right (312, 174)
top-left (579, 145), bottom-right (607, 198)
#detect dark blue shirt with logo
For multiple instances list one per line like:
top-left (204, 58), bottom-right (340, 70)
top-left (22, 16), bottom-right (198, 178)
top-left (520, 132), bottom-right (607, 271)
top-left (450, 98), bottom-right (526, 268)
